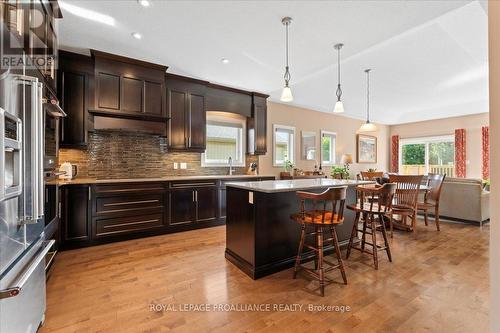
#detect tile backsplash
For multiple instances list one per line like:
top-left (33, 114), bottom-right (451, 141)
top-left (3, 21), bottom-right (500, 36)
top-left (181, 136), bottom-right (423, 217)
top-left (59, 131), bottom-right (259, 179)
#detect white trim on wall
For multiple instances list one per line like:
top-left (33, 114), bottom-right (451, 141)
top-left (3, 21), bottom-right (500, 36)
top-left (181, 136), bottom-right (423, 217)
top-left (273, 124), bottom-right (296, 167)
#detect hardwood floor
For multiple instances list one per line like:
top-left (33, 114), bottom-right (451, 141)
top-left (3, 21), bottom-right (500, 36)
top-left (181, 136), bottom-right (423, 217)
top-left (41, 220), bottom-right (489, 333)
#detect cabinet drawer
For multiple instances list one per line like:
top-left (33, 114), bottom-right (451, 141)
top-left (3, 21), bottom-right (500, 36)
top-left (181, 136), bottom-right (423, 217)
top-left (170, 180), bottom-right (217, 189)
top-left (94, 183), bottom-right (165, 196)
top-left (95, 194), bottom-right (164, 216)
top-left (95, 213), bottom-right (163, 238)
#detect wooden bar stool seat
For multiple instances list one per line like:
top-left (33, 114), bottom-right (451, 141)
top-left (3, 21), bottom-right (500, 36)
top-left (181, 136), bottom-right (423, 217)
top-left (290, 186), bottom-right (348, 297)
top-left (346, 183), bottom-right (397, 270)
top-left (290, 211), bottom-right (344, 225)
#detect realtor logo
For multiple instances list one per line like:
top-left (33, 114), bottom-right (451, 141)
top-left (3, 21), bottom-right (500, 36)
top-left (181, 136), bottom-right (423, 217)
top-left (1, 5), bottom-right (57, 71)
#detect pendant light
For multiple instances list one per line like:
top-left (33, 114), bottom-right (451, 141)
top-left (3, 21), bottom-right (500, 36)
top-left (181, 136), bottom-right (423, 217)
top-left (280, 17), bottom-right (293, 102)
top-left (359, 69), bottom-right (377, 132)
top-left (333, 43), bottom-right (345, 113)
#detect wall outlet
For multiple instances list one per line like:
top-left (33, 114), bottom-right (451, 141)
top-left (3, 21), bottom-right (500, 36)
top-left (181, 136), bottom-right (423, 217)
top-left (180, 162), bottom-right (187, 169)
top-left (173, 162), bottom-right (178, 170)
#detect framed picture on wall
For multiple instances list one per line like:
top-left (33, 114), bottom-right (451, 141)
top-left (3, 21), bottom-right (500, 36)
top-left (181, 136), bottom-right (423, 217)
top-left (357, 134), bottom-right (377, 163)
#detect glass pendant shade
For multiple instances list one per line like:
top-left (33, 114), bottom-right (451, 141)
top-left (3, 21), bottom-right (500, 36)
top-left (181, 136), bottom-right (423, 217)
top-left (280, 86), bottom-right (293, 102)
top-left (333, 100), bottom-right (344, 113)
top-left (359, 121), bottom-right (377, 132)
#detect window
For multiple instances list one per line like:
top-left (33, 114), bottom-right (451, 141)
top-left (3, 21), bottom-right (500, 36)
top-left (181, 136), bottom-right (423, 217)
top-left (321, 130), bottom-right (337, 166)
top-left (202, 115), bottom-right (245, 167)
top-left (399, 135), bottom-right (455, 176)
top-left (273, 125), bottom-right (295, 166)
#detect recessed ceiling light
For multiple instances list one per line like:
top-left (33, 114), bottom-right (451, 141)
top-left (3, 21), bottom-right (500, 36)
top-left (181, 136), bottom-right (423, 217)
top-left (138, 0), bottom-right (150, 7)
top-left (132, 32), bottom-right (142, 39)
top-left (221, 58), bottom-right (229, 64)
top-left (59, 2), bottom-right (115, 26)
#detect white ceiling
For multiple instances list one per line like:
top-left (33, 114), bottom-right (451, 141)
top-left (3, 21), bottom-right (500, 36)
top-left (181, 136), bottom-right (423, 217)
top-left (57, 0), bottom-right (489, 125)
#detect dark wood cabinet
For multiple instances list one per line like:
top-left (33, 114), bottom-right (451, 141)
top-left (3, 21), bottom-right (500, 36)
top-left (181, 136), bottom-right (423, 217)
top-left (168, 181), bottom-right (218, 226)
top-left (60, 185), bottom-right (91, 248)
top-left (91, 183), bottom-right (166, 239)
top-left (248, 94), bottom-right (268, 155)
top-left (166, 74), bottom-right (208, 151)
top-left (195, 186), bottom-right (218, 222)
top-left (92, 50), bottom-right (167, 120)
top-left (58, 51), bottom-right (93, 148)
top-left (169, 188), bottom-right (196, 225)
top-left (59, 177), bottom-right (274, 249)
top-left (96, 72), bottom-right (120, 110)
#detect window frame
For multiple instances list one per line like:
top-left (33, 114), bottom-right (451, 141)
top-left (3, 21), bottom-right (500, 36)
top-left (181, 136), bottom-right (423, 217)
top-left (399, 135), bottom-right (455, 175)
top-left (273, 124), bottom-right (296, 167)
top-left (320, 130), bottom-right (337, 166)
top-left (201, 115), bottom-right (246, 167)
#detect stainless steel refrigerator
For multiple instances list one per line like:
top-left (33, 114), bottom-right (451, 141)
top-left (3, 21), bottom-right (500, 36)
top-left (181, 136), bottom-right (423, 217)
top-left (0, 49), bottom-right (55, 333)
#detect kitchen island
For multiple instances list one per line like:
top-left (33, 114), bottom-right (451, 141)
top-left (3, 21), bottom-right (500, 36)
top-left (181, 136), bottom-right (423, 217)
top-left (225, 178), bottom-right (373, 279)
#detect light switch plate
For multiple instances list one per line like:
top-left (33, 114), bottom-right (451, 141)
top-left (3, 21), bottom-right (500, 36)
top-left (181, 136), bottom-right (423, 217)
top-left (173, 162), bottom-right (178, 170)
top-left (180, 162), bottom-right (187, 169)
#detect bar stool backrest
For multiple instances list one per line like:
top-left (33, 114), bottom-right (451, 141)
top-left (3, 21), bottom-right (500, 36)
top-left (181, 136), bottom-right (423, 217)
top-left (296, 186), bottom-right (347, 224)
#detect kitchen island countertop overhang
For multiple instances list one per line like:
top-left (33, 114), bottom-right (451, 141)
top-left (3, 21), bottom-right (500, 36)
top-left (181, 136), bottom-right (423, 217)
top-left (224, 179), bottom-right (375, 279)
top-left (225, 178), bottom-right (373, 193)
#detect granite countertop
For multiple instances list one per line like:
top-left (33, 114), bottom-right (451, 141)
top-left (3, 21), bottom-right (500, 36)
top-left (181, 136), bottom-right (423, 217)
top-left (225, 178), bottom-right (375, 193)
top-left (51, 174), bottom-right (275, 186)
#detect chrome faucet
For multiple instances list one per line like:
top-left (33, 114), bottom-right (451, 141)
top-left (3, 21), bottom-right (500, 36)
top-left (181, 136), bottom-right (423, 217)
top-left (228, 157), bottom-right (234, 176)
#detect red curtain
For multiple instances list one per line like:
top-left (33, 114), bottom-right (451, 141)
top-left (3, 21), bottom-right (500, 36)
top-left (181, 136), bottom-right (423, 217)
top-left (482, 126), bottom-right (490, 180)
top-left (391, 135), bottom-right (399, 173)
top-left (455, 129), bottom-right (466, 178)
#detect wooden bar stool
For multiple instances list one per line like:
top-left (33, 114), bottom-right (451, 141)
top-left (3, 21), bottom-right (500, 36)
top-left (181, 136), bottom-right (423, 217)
top-left (290, 186), bottom-right (348, 297)
top-left (346, 183), bottom-right (397, 270)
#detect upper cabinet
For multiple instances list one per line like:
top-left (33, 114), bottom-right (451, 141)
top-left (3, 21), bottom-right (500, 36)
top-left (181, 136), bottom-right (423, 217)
top-left (248, 94), bottom-right (268, 155)
top-left (166, 74), bottom-right (208, 152)
top-left (58, 51), bottom-right (94, 148)
top-left (91, 50), bottom-right (167, 120)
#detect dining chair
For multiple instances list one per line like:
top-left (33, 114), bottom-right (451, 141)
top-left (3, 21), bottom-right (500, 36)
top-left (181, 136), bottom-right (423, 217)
top-left (417, 173), bottom-right (446, 231)
top-left (360, 171), bottom-right (384, 181)
top-left (388, 174), bottom-right (423, 238)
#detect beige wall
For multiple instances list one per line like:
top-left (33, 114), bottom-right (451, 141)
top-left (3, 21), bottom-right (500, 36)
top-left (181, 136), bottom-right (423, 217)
top-left (259, 102), bottom-right (390, 178)
top-left (390, 113), bottom-right (489, 179)
top-left (489, 1), bottom-right (499, 331)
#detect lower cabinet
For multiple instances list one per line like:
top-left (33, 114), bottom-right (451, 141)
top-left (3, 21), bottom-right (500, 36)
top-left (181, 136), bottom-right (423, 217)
top-left (169, 181), bottom-right (218, 226)
top-left (59, 177), bottom-right (274, 249)
top-left (60, 185), bottom-right (91, 248)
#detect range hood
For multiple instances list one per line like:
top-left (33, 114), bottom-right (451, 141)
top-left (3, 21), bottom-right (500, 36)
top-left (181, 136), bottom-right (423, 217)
top-left (90, 110), bottom-right (168, 136)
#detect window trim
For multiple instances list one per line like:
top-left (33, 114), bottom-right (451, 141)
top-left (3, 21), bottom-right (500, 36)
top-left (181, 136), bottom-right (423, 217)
top-left (273, 124), bottom-right (296, 167)
top-left (398, 134), bottom-right (455, 175)
top-left (320, 130), bottom-right (337, 166)
top-left (201, 116), bottom-right (246, 167)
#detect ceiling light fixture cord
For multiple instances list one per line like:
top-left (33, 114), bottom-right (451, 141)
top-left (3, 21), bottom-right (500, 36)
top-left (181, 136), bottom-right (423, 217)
top-left (284, 20), bottom-right (291, 86)
top-left (336, 46), bottom-right (342, 101)
top-left (366, 69), bottom-right (370, 123)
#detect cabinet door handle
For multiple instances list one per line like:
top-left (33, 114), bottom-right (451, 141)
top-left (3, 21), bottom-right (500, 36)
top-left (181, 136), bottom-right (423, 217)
top-left (195, 190), bottom-right (198, 202)
top-left (88, 186), bottom-right (91, 201)
top-left (192, 191), bottom-right (195, 202)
